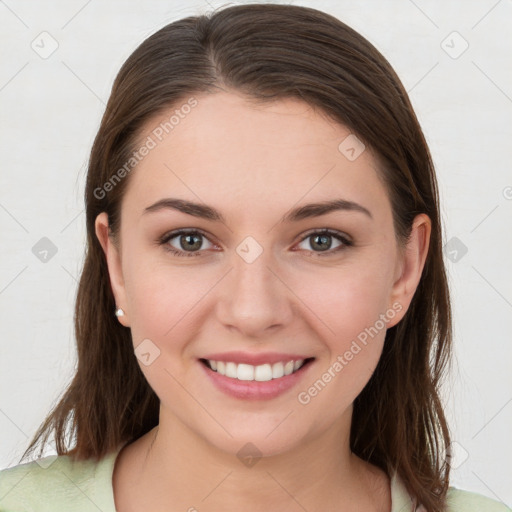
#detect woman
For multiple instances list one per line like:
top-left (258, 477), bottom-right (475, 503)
top-left (0, 4), bottom-right (508, 512)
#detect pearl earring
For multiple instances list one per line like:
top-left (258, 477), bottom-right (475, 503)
top-left (115, 308), bottom-right (125, 317)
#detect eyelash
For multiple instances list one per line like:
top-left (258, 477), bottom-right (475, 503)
top-left (158, 228), bottom-right (353, 258)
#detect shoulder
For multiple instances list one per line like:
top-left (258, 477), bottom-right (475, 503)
top-left (391, 472), bottom-right (510, 512)
top-left (0, 450), bottom-right (119, 512)
top-left (444, 486), bottom-right (511, 512)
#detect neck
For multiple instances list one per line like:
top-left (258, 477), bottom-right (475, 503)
top-left (113, 408), bottom-right (390, 512)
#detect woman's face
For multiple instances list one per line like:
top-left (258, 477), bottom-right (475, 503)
top-left (96, 90), bottom-right (429, 457)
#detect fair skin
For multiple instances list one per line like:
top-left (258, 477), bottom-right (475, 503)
top-left (95, 90), bottom-right (430, 512)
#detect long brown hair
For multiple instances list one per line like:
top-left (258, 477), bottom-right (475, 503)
top-left (21, 4), bottom-right (452, 511)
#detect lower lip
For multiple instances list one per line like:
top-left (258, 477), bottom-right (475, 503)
top-left (199, 359), bottom-right (315, 400)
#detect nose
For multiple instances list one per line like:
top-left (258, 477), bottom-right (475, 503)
top-left (215, 244), bottom-right (294, 338)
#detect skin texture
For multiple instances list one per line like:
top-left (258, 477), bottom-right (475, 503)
top-left (95, 90), bottom-right (431, 512)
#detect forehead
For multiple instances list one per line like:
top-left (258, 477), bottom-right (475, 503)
top-left (122, 91), bottom-right (391, 224)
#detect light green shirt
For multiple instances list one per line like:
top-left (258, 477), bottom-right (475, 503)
top-left (0, 444), bottom-right (510, 511)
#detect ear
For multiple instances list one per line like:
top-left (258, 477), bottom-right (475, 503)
top-left (386, 213), bottom-right (431, 328)
top-left (95, 212), bottom-right (130, 327)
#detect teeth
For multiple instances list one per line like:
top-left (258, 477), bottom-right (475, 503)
top-left (206, 359), bottom-right (307, 381)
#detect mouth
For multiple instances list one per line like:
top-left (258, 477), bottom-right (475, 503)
top-left (198, 356), bottom-right (316, 400)
top-left (199, 357), bottom-right (315, 382)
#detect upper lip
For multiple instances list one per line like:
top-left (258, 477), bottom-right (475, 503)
top-left (200, 351), bottom-right (314, 366)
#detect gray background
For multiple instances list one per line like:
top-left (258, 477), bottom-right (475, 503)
top-left (0, 0), bottom-right (511, 506)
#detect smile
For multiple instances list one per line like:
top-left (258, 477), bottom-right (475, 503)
top-left (201, 358), bottom-right (313, 382)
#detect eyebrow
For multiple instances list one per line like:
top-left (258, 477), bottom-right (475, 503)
top-left (143, 197), bottom-right (372, 222)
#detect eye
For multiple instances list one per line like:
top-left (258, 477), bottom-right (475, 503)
top-left (295, 229), bottom-right (352, 256)
top-left (158, 228), bottom-right (352, 258)
top-left (159, 229), bottom-right (215, 257)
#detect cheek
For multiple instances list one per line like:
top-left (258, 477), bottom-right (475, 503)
top-left (122, 260), bottom-right (212, 403)
top-left (309, 283), bottom-right (387, 371)
top-left (123, 254), bottom-right (214, 348)
top-left (296, 253), bottom-right (394, 344)
top-left (293, 293), bottom-right (389, 426)
top-left (291, 254), bottom-right (394, 405)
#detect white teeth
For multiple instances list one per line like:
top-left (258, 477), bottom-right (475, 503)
top-left (237, 363), bottom-right (254, 381)
top-left (206, 359), bottom-right (307, 381)
top-left (254, 363), bottom-right (272, 382)
top-left (226, 362), bottom-right (237, 378)
top-left (284, 361), bottom-right (294, 376)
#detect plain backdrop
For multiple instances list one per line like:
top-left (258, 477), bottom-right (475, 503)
top-left (0, 0), bottom-right (511, 507)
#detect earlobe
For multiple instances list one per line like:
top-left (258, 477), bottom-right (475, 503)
top-left (387, 213), bottom-right (431, 328)
top-left (94, 212), bottom-right (130, 327)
